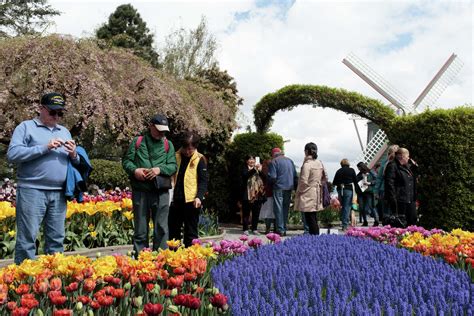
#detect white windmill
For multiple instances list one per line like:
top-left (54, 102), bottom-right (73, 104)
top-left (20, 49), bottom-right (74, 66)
top-left (342, 53), bottom-right (463, 168)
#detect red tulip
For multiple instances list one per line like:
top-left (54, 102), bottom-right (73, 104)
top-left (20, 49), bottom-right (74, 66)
top-left (50, 277), bottom-right (62, 291)
top-left (33, 280), bottom-right (49, 294)
top-left (15, 284), bottom-right (30, 295)
top-left (77, 295), bottom-right (91, 305)
top-left (7, 301), bottom-right (17, 311)
top-left (143, 302), bottom-right (164, 315)
top-left (210, 293), bottom-right (228, 308)
top-left (111, 288), bottom-right (125, 299)
top-left (173, 267), bottom-right (186, 275)
top-left (12, 307), bottom-right (30, 316)
top-left (97, 295), bottom-right (114, 307)
top-left (188, 297), bottom-right (201, 310)
top-left (65, 282), bottom-right (79, 292)
top-left (83, 278), bottom-right (96, 292)
top-left (53, 309), bottom-right (73, 316)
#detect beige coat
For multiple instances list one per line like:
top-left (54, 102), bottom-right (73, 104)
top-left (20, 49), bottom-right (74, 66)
top-left (295, 157), bottom-right (327, 212)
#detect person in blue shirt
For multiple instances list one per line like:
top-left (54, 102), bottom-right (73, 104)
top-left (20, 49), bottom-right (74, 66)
top-left (268, 148), bottom-right (298, 236)
top-left (7, 92), bottom-right (79, 264)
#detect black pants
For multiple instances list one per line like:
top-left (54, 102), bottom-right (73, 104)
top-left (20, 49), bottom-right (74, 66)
top-left (242, 200), bottom-right (262, 231)
top-left (398, 201), bottom-right (417, 226)
top-left (168, 201), bottom-right (200, 247)
top-left (304, 212), bottom-right (319, 235)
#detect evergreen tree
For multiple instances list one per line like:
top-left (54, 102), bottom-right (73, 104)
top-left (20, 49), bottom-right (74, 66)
top-left (0, 0), bottom-right (60, 37)
top-left (96, 4), bottom-right (159, 67)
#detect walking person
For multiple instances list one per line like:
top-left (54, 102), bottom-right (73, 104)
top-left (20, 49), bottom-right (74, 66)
top-left (239, 155), bottom-right (265, 235)
top-left (7, 93), bottom-right (80, 264)
top-left (268, 148), bottom-right (298, 236)
top-left (122, 114), bottom-right (177, 255)
top-left (169, 132), bottom-right (208, 247)
top-left (332, 159), bottom-right (359, 231)
top-left (294, 143), bottom-right (327, 235)
top-left (385, 148), bottom-right (419, 226)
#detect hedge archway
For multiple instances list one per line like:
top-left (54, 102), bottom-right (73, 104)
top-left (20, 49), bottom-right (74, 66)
top-left (252, 84), bottom-right (473, 231)
top-left (253, 84), bottom-right (396, 133)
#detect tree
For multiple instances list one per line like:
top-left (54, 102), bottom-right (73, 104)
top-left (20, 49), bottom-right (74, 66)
top-left (0, 0), bottom-right (60, 37)
top-left (160, 16), bottom-right (218, 79)
top-left (96, 4), bottom-right (159, 67)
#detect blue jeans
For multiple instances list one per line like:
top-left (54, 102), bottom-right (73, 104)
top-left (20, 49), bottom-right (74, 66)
top-left (273, 189), bottom-right (292, 234)
top-left (15, 188), bottom-right (66, 265)
top-left (132, 190), bottom-right (170, 255)
top-left (338, 189), bottom-right (353, 229)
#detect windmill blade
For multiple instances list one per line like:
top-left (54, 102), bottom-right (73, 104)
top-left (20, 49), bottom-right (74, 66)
top-left (413, 53), bottom-right (463, 110)
top-left (343, 53), bottom-right (409, 113)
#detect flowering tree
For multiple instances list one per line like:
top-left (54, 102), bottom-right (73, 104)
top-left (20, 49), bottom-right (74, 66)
top-left (0, 35), bottom-right (237, 152)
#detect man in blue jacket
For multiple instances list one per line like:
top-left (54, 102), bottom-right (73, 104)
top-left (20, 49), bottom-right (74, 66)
top-left (268, 148), bottom-right (298, 236)
top-left (7, 92), bottom-right (80, 264)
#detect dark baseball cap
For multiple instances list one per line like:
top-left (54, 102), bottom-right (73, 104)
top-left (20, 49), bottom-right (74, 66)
top-left (41, 93), bottom-right (65, 110)
top-left (150, 114), bottom-right (170, 132)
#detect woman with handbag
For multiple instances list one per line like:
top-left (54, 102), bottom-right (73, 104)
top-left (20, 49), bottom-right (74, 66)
top-left (240, 155), bottom-right (265, 235)
top-left (169, 132), bottom-right (208, 247)
top-left (294, 142), bottom-right (327, 235)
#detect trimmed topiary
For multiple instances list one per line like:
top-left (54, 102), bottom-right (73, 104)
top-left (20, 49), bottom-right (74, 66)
top-left (89, 159), bottom-right (130, 190)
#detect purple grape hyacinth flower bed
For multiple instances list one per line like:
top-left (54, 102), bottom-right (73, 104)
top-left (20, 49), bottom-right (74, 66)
top-left (211, 235), bottom-right (473, 316)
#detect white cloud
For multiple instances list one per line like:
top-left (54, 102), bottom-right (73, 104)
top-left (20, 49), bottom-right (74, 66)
top-left (49, 0), bottom-right (473, 178)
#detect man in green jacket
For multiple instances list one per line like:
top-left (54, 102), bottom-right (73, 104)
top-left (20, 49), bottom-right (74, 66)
top-left (122, 114), bottom-right (177, 255)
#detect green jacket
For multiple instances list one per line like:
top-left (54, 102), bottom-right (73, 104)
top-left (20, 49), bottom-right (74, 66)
top-left (122, 133), bottom-right (177, 192)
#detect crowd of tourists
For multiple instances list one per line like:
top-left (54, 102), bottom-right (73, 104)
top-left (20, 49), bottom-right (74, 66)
top-left (5, 91), bottom-right (418, 265)
top-left (239, 143), bottom-right (419, 235)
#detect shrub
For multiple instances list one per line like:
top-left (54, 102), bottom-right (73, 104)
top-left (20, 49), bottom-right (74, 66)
top-left (385, 107), bottom-right (474, 231)
top-left (89, 159), bottom-right (130, 189)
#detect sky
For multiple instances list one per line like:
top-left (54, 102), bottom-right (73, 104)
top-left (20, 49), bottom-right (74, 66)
top-left (49, 0), bottom-right (473, 178)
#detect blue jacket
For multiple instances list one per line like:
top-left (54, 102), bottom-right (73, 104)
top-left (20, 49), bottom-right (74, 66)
top-left (268, 155), bottom-right (298, 190)
top-left (65, 146), bottom-right (92, 202)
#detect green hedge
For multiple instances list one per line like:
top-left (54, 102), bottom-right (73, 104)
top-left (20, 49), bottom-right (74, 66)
top-left (385, 107), bottom-right (474, 231)
top-left (253, 84), bottom-right (396, 133)
top-left (89, 159), bottom-right (130, 189)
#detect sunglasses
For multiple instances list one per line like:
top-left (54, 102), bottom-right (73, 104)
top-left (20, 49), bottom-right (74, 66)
top-left (43, 106), bottom-right (64, 117)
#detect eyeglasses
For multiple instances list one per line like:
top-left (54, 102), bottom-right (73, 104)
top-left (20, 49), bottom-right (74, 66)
top-left (43, 106), bottom-right (64, 117)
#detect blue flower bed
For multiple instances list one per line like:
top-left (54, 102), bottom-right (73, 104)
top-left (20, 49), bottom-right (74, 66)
top-left (212, 235), bottom-right (473, 315)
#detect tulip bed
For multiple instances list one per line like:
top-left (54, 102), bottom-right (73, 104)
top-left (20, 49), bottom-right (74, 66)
top-left (346, 226), bottom-right (474, 280)
top-left (211, 235), bottom-right (473, 315)
top-left (0, 194), bottom-right (220, 259)
top-left (0, 241), bottom-right (230, 315)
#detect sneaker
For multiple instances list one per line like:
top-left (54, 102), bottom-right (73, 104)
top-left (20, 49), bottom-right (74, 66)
top-left (251, 230), bottom-right (260, 235)
top-left (243, 230), bottom-right (250, 236)
top-left (362, 222), bottom-right (368, 227)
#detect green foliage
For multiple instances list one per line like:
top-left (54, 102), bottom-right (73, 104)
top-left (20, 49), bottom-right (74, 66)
top-left (89, 159), bottom-right (130, 189)
top-left (0, 144), bottom-right (14, 179)
top-left (253, 84), bottom-right (396, 133)
top-left (318, 207), bottom-right (340, 228)
top-left (0, 0), bottom-right (60, 37)
top-left (96, 4), bottom-right (159, 67)
top-left (160, 17), bottom-right (218, 79)
top-left (384, 107), bottom-right (474, 231)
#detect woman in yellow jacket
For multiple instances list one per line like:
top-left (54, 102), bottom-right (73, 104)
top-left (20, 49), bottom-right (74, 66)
top-left (169, 132), bottom-right (208, 247)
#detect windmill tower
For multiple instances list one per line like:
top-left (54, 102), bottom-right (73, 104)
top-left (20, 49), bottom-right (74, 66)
top-left (342, 53), bottom-right (463, 168)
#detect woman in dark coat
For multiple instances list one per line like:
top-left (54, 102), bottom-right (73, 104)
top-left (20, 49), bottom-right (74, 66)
top-left (385, 148), bottom-right (418, 226)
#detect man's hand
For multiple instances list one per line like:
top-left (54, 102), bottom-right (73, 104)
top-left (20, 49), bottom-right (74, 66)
top-left (134, 168), bottom-right (148, 181)
top-left (193, 198), bottom-right (202, 208)
top-left (144, 167), bottom-right (160, 180)
top-left (47, 138), bottom-right (65, 150)
top-left (64, 140), bottom-right (77, 159)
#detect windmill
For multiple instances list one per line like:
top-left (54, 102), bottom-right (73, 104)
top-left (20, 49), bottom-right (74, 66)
top-left (342, 53), bottom-right (463, 168)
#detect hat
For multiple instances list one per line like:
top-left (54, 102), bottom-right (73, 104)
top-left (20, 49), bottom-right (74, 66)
top-left (150, 114), bottom-right (170, 132)
top-left (41, 93), bottom-right (65, 110)
top-left (271, 147), bottom-right (282, 157)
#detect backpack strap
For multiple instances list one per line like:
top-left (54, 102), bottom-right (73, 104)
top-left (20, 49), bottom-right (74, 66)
top-left (164, 137), bottom-right (169, 153)
top-left (135, 136), bottom-right (144, 150)
top-left (135, 135), bottom-right (169, 152)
